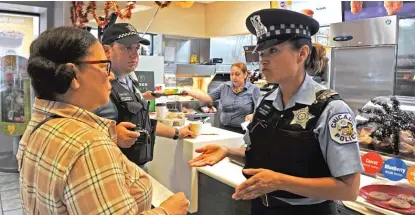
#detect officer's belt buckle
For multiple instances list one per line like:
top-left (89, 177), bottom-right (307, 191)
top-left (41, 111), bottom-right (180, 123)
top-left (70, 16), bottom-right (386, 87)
top-left (260, 194), bottom-right (270, 207)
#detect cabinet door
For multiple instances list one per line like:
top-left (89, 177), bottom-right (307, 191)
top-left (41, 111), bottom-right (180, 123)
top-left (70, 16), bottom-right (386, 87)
top-left (330, 46), bottom-right (396, 113)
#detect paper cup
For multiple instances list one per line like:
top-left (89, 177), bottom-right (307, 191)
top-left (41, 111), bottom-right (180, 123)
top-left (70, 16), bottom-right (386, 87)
top-left (189, 121), bottom-right (203, 135)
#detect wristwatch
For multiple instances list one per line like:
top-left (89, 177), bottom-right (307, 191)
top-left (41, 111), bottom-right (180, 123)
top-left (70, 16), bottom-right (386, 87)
top-left (172, 128), bottom-right (179, 140)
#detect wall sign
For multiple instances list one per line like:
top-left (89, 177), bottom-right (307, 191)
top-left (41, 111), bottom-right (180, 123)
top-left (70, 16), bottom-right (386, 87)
top-left (343, 1), bottom-right (415, 22)
top-left (134, 71), bottom-right (155, 93)
top-left (291, 1), bottom-right (342, 26)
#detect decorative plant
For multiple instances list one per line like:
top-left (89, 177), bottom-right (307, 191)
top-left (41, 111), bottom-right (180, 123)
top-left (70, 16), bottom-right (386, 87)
top-left (357, 97), bottom-right (415, 155)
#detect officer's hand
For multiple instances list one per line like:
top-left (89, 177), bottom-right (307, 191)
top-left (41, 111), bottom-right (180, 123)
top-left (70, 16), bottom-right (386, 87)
top-left (178, 126), bottom-right (196, 139)
top-left (232, 169), bottom-right (281, 200)
top-left (115, 122), bottom-right (140, 148)
top-left (159, 192), bottom-right (189, 215)
top-left (245, 114), bottom-right (254, 121)
top-left (188, 144), bottom-right (228, 167)
top-left (142, 91), bottom-right (157, 100)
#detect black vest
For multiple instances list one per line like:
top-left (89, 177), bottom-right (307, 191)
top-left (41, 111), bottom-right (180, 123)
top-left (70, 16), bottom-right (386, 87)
top-left (110, 79), bottom-right (156, 166)
top-left (245, 89), bottom-right (341, 199)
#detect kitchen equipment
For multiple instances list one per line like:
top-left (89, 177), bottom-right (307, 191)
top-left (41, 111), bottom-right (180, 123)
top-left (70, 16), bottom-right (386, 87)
top-left (210, 58), bottom-right (223, 64)
top-left (175, 64), bottom-right (216, 78)
top-left (329, 15), bottom-right (398, 114)
top-left (244, 45), bottom-right (259, 63)
top-left (202, 117), bottom-right (210, 124)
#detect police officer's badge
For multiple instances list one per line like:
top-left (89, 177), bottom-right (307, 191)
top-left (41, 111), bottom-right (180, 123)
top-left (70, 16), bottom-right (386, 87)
top-left (250, 15), bottom-right (267, 37)
top-left (126, 24), bottom-right (137, 33)
top-left (290, 106), bottom-right (314, 129)
top-left (329, 113), bottom-right (357, 144)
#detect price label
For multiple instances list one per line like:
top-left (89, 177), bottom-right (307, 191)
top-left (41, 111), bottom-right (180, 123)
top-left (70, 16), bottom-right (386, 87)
top-left (382, 158), bottom-right (408, 181)
top-left (361, 152), bottom-right (383, 174)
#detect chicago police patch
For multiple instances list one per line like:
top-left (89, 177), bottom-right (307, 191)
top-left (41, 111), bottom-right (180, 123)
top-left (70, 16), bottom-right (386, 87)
top-left (329, 113), bottom-right (357, 144)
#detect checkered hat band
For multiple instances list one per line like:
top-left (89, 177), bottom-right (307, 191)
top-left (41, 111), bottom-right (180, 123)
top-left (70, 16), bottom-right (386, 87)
top-left (117, 31), bottom-right (138, 39)
top-left (257, 24), bottom-right (311, 41)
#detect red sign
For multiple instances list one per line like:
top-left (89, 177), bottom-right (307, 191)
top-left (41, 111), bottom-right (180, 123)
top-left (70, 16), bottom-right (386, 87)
top-left (361, 152), bottom-right (383, 174)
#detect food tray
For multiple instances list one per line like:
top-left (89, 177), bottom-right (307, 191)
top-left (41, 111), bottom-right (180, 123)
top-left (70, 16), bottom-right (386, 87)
top-left (151, 92), bottom-right (188, 97)
top-left (360, 185), bottom-right (415, 214)
top-left (156, 117), bottom-right (185, 127)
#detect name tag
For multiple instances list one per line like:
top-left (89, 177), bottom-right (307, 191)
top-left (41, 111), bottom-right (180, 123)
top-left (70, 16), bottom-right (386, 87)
top-left (257, 103), bottom-right (272, 116)
top-left (118, 92), bottom-right (133, 102)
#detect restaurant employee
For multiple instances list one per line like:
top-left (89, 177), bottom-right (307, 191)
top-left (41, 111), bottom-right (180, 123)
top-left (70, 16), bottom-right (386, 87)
top-left (189, 9), bottom-right (363, 215)
top-left (182, 62), bottom-right (260, 134)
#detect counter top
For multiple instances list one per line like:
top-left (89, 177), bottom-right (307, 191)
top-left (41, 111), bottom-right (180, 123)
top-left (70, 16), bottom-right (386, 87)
top-left (147, 126), bottom-right (245, 213)
top-left (185, 126), bottom-right (244, 144)
top-left (197, 157), bottom-right (245, 188)
top-left (195, 157), bottom-right (395, 215)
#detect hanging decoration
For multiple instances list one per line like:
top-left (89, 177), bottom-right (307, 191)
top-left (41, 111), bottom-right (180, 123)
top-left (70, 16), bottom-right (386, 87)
top-left (70, 1), bottom-right (137, 28)
top-left (155, 1), bottom-right (172, 8)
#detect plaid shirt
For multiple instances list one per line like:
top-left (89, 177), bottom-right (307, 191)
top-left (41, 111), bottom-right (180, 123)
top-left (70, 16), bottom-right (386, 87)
top-left (17, 98), bottom-right (168, 215)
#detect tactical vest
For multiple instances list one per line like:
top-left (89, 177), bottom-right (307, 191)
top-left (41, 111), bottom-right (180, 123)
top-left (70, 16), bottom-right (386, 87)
top-left (110, 79), bottom-right (156, 166)
top-left (245, 89), bottom-right (341, 199)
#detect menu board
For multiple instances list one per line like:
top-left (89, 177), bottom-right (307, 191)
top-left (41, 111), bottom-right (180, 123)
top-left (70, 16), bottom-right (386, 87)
top-left (344, 1), bottom-right (415, 21)
top-left (0, 13), bottom-right (39, 58)
top-left (291, 1), bottom-right (343, 26)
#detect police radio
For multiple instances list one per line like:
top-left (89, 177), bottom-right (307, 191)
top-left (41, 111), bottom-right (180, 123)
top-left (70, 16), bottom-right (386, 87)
top-left (128, 101), bottom-right (152, 146)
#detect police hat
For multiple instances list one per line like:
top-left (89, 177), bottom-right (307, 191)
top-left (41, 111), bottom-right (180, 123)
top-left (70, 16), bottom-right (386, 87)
top-left (246, 9), bottom-right (319, 52)
top-left (102, 23), bottom-right (150, 46)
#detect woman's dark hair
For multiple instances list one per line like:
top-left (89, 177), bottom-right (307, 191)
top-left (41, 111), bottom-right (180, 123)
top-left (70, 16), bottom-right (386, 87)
top-left (307, 43), bottom-right (328, 77)
top-left (28, 26), bottom-right (97, 100)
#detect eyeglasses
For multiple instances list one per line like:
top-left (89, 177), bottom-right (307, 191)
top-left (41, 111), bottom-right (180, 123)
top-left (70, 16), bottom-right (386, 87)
top-left (79, 60), bottom-right (112, 75)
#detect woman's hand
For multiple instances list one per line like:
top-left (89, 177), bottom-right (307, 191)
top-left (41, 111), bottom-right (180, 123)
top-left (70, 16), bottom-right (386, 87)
top-left (159, 192), bottom-right (189, 215)
top-left (188, 144), bottom-right (228, 167)
top-left (115, 122), bottom-right (140, 148)
top-left (232, 169), bottom-right (282, 200)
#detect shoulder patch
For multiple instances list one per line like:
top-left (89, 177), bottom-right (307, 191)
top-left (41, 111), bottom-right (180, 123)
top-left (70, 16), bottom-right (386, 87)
top-left (328, 113), bottom-right (357, 144)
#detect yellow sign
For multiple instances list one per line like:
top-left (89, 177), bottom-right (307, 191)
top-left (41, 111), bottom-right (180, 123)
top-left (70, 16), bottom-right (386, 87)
top-left (270, 1), bottom-right (292, 9)
top-left (7, 124), bottom-right (15, 135)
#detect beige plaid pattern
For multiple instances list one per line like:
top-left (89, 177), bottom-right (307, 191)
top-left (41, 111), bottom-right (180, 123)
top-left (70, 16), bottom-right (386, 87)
top-left (17, 98), bottom-right (167, 215)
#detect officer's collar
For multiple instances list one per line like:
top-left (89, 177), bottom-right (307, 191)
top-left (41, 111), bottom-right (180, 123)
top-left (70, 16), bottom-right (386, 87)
top-left (225, 80), bottom-right (252, 89)
top-left (267, 74), bottom-right (321, 110)
top-left (115, 74), bottom-right (130, 84)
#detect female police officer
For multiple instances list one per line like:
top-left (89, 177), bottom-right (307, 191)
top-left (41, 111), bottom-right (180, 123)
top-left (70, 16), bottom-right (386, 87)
top-left (189, 9), bottom-right (363, 215)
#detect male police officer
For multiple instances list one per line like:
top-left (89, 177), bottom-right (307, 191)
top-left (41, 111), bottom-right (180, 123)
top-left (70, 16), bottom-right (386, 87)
top-left (95, 23), bottom-right (195, 168)
top-left (189, 9), bottom-right (363, 215)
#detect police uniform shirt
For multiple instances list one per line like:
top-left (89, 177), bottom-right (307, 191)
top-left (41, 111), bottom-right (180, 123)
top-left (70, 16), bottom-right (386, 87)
top-left (243, 74), bottom-right (364, 205)
top-left (94, 75), bottom-right (144, 122)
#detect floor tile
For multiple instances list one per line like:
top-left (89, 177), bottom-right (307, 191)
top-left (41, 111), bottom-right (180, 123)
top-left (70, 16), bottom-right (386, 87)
top-left (0, 182), bottom-right (19, 192)
top-left (4, 209), bottom-right (21, 215)
top-left (1, 198), bottom-right (21, 212)
top-left (0, 172), bottom-right (17, 177)
top-left (0, 174), bottom-right (18, 184)
top-left (1, 189), bottom-right (20, 201)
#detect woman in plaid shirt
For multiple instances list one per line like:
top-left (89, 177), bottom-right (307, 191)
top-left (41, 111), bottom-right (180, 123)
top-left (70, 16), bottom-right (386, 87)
top-left (17, 27), bottom-right (188, 215)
